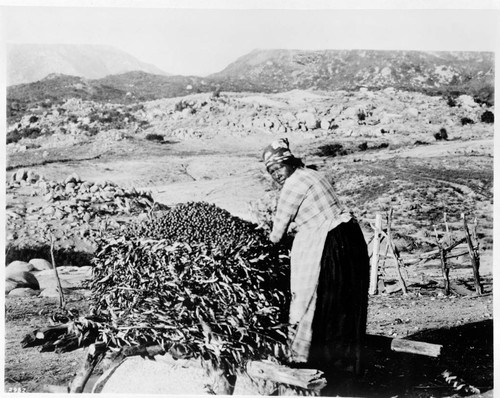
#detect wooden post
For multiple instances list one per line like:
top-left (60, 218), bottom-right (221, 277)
top-left (369, 213), bottom-right (382, 295)
top-left (386, 209), bottom-right (407, 295)
top-left (462, 214), bottom-right (483, 295)
top-left (50, 234), bottom-right (66, 309)
top-left (434, 225), bottom-right (450, 295)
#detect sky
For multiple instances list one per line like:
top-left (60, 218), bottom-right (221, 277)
top-left (1, 0), bottom-right (499, 76)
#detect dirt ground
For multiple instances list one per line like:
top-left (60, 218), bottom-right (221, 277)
top-left (4, 120), bottom-right (494, 395)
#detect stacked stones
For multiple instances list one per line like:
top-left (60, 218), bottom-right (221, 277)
top-left (9, 170), bottom-right (155, 223)
top-left (7, 169), bottom-right (158, 253)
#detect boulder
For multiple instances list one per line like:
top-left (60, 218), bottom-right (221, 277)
top-left (296, 112), bottom-right (318, 130)
top-left (8, 287), bottom-right (39, 297)
top-left (14, 169), bottom-right (28, 182)
top-left (29, 258), bottom-right (53, 271)
top-left (5, 271), bottom-right (40, 292)
top-left (320, 118), bottom-right (332, 130)
top-left (5, 280), bottom-right (17, 294)
top-left (329, 105), bottom-right (343, 118)
top-left (457, 95), bottom-right (477, 108)
top-left (6, 261), bottom-right (34, 276)
top-left (26, 170), bottom-right (40, 183)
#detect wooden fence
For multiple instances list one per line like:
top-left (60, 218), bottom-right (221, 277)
top-left (367, 210), bottom-right (482, 296)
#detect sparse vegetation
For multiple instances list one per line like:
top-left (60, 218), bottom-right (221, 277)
top-left (145, 133), bottom-right (165, 142)
top-left (434, 127), bottom-right (449, 141)
top-left (461, 117), bottom-right (474, 126)
top-left (7, 127), bottom-right (44, 144)
top-left (481, 110), bottom-right (494, 124)
top-left (314, 143), bottom-right (349, 157)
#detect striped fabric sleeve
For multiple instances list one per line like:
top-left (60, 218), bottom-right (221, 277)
top-left (270, 180), bottom-right (307, 243)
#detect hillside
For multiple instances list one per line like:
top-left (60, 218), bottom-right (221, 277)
top-left (208, 49), bottom-right (494, 101)
top-left (7, 43), bottom-right (169, 85)
top-left (7, 49), bottom-right (495, 123)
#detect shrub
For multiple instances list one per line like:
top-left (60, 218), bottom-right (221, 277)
top-left (6, 127), bottom-right (43, 144)
top-left (446, 96), bottom-right (457, 107)
top-left (314, 143), bottom-right (349, 157)
top-left (472, 83), bottom-right (494, 106)
top-left (68, 114), bottom-right (78, 123)
top-left (461, 117), bottom-right (474, 126)
top-left (481, 110), bottom-right (494, 124)
top-left (434, 127), bottom-right (448, 141)
top-left (145, 133), bottom-right (165, 142)
top-left (358, 142), bottom-right (368, 151)
top-left (175, 100), bottom-right (189, 112)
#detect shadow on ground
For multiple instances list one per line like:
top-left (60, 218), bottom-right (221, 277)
top-left (321, 319), bottom-right (493, 397)
top-left (5, 244), bottom-right (94, 267)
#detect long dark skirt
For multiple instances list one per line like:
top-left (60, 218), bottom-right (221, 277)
top-left (308, 219), bottom-right (370, 375)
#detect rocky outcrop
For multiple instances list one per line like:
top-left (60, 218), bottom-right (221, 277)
top-left (6, 271), bottom-right (40, 294)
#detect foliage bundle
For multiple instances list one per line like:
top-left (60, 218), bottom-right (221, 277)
top-left (91, 202), bottom-right (291, 374)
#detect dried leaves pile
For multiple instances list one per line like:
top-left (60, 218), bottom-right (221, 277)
top-left (90, 202), bottom-right (291, 373)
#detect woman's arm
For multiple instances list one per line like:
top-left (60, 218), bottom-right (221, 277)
top-left (270, 181), bottom-right (306, 243)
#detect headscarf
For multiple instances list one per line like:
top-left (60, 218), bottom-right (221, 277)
top-left (262, 138), bottom-right (295, 168)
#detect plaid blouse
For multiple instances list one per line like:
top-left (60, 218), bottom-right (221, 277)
top-left (270, 167), bottom-right (350, 242)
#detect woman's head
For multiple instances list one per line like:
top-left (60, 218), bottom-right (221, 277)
top-left (262, 138), bottom-right (304, 184)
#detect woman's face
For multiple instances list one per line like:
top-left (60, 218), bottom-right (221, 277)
top-left (267, 163), bottom-right (295, 185)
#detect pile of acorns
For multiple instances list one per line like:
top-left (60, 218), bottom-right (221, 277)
top-left (90, 202), bottom-right (291, 374)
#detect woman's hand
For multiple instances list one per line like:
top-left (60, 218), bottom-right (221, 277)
top-left (269, 233), bottom-right (281, 243)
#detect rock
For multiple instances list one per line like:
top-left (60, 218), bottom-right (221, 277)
top-left (65, 173), bottom-right (81, 184)
top-left (5, 280), bottom-right (18, 294)
top-left (329, 105), bottom-right (343, 118)
top-left (405, 107), bottom-right (419, 118)
top-left (8, 287), bottom-right (39, 297)
top-left (457, 95), bottom-right (477, 108)
top-left (296, 112), bottom-right (318, 130)
top-left (14, 169), bottom-right (28, 182)
top-left (320, 118), bottom-right (331, 130)
top-left (6, 261), bottom-right (34, 276)
top-left (54, 209), bottom-right (66, 219)
top-left (26, 170), bottom-right (40, 183)
top-left (29, 258), bottom-right (53, 271)
top-left (43, 206), bottom-right (55, 216)
top-left (5, 271), bottom-right (40, 292)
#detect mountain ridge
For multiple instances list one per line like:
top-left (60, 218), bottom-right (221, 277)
top-left (7, 48), bottom-right (494, 119)
top-left (7, 43), bottom-right (169, 85)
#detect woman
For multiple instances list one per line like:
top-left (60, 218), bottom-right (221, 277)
top-left (262, 138), bottom-right (369, 376)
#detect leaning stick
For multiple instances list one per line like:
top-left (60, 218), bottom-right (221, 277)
top-left (386, 209), bottom-right (407, 294)
top-left (462, 214), bottom-right (483, 295)
top-left (434, 225), bottom-right (450, 295)
top-left (369, 213), bottom-right (382, 295)
top-left (50, 234), bottom-right (65, 309)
